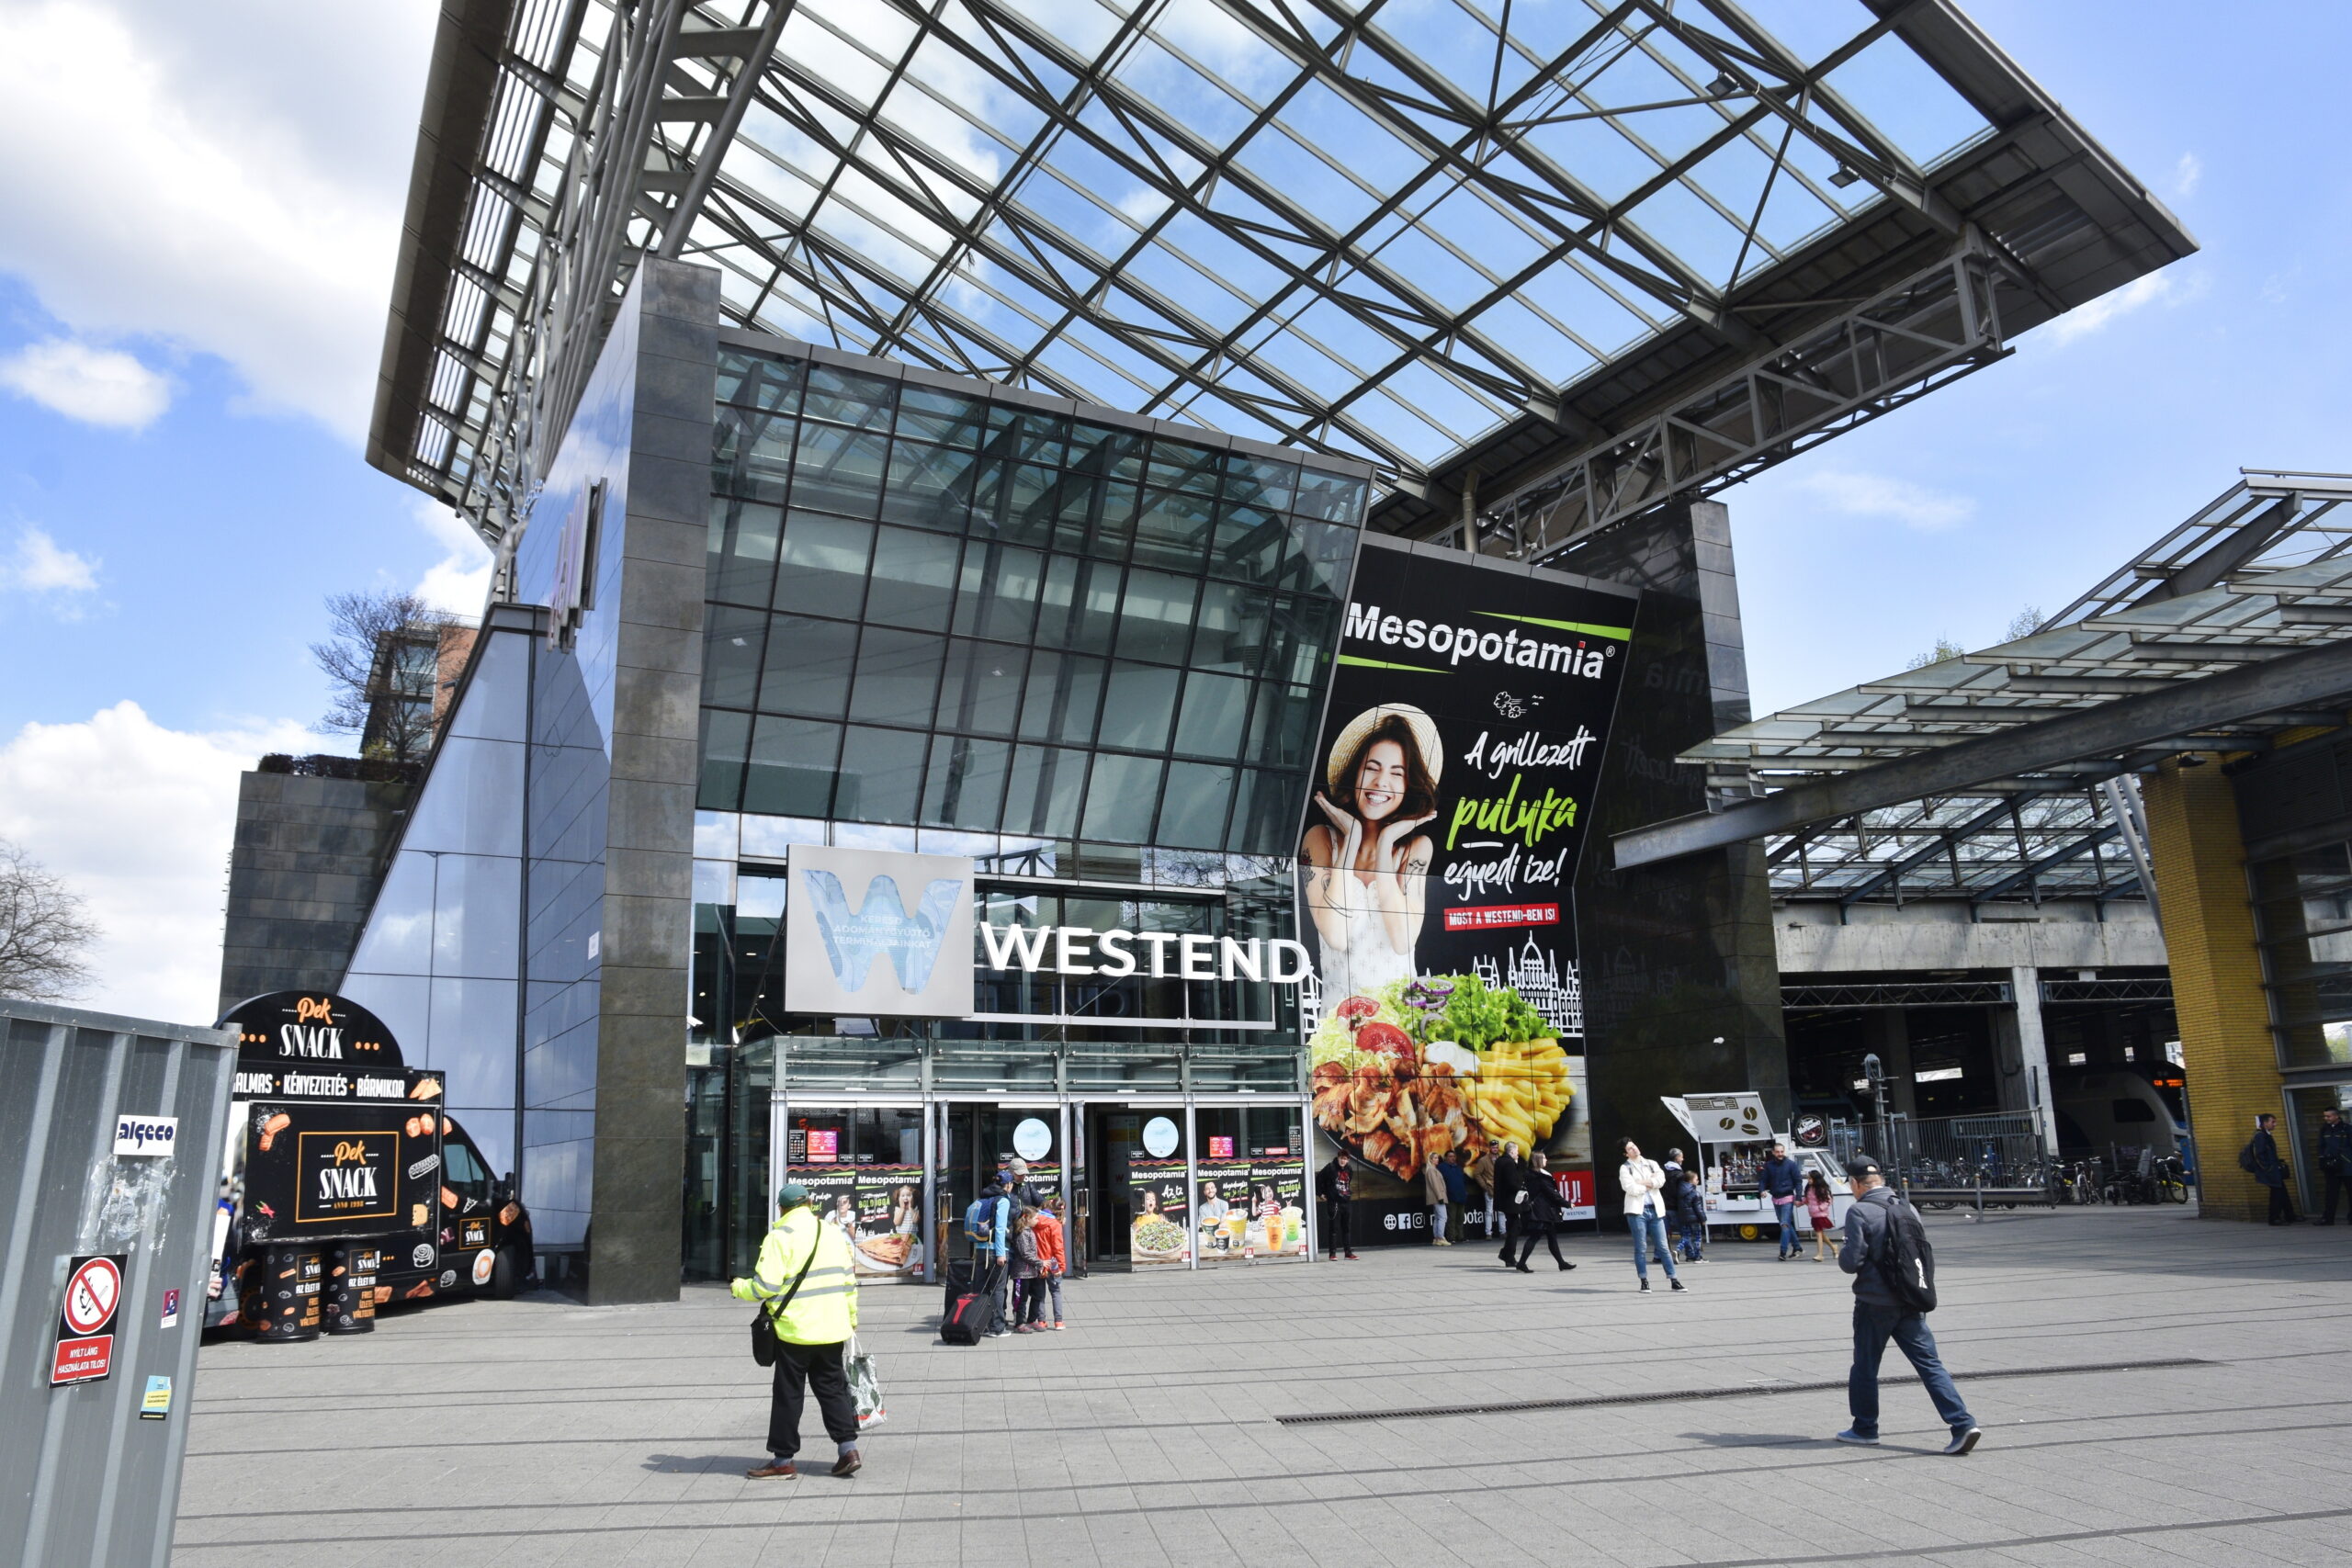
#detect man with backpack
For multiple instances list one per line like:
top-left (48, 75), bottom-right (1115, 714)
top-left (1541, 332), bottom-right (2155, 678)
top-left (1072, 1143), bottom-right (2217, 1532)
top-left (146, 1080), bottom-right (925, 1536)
top-left (1836, 1157), bottom-right (1980, 1455)
top-left (2244, 1113), bottom-right (2299, 1225)
top-left (964, 1176), bottom-right (1013, 1337)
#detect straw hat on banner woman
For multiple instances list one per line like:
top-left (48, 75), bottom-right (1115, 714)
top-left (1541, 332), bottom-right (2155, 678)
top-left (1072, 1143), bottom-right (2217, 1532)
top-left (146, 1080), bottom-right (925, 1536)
top-left (1302, 704), bottom-right (1441, 1000)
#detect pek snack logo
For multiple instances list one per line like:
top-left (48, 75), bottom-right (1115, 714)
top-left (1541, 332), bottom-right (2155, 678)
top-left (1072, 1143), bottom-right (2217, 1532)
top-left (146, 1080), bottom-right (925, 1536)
top-left (784, 845), bottom-right (976, 1018)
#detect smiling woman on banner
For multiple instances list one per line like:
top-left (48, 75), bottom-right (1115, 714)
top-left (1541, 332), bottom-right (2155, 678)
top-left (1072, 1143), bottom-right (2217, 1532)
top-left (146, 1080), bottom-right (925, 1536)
top-left (1303, 705), bottom-right (1442, 998)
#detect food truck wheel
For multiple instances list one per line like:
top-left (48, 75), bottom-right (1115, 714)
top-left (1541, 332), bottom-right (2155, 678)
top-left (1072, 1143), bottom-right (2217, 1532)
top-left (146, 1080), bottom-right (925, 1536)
top-left (1736, 1224), bottom-right (1763, 1243)
top-left (485, 1246), bottom-right (521, 1300)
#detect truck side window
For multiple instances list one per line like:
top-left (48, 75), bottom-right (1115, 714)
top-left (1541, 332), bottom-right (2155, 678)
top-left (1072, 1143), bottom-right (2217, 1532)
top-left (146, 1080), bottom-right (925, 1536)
top-left (444, 1138), bottom-right (492, 1205)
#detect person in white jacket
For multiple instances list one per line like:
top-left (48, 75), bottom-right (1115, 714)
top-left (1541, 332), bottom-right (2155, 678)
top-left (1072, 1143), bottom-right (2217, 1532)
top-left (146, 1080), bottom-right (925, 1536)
top-left (1618, 1138), bottom-right (1685, 1293)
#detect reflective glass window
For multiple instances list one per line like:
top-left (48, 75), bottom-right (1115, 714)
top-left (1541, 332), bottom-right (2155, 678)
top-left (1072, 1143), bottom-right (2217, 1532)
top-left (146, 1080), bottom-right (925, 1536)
top-left (1005, 745), bottom-right (1088, 838)
top-left (699, 709), bottom-right (750, 809)
top-left (707, 497), bottom-right (782, 606)
top-left (895, 386), bottom-right (986, 448)
top-left (849, 626), bottom-right (945, 727)
top-left (836, 726), bottom-right (927, 824)
top-left (865, 525), bottom-right (962, 629)
top-left (954, 543), bottom-right (1044, 643)
top-left (758, 614), bottom-right (856, 719)
top-left (1083, 752), bottom-right (1163, 841)
top-left (1247, 682), bottom-right (1317, 770)
top-left (775, 512), bottom-right (874, 617)
top-left (1208, 503), bottom-right (1288, 587)
top-left (717, 350), bottom-right (803, 412)
top-left (1193, 580), bottom-right (1273, 675)
top-left (1157, 761), bottom-right (1236, 851)
top-left (1099, 662), bottom-right (1181, 752)
top-left (1221, 453), bottom-right (1299, 512)
top-left (792, 424), bottom-right (888, 516)
top-left (1294, 468), bottom-right (1368, 524)
top-left (1115, 570), bottom-right (1199, 665)
top-left (936, 638), bottom-right (1026, 737)
top-left (923, 735), bottom-right (1012, 829)
top-left (701, 605), bottom-right (765, 709)
top-left (1147, 440), bottom-right (1221, 496)
top-left (1134, 488), bottom-right (1215, 571)
top-left (800, 365), bottom-right (896, 430)
top-left (1019, 650), bottom-right (1103, 745)
top-left (744, 716), bottom-right (840, 818)
top-left (1173, 671), bottom-right (1251, 759)
top-left (881, 441), bottom-right (978, 532)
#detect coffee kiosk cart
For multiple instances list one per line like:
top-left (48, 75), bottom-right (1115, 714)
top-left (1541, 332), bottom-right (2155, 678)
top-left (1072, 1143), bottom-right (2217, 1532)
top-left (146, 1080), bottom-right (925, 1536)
top-left (1661, 1091), bottom-right (1852, 1243)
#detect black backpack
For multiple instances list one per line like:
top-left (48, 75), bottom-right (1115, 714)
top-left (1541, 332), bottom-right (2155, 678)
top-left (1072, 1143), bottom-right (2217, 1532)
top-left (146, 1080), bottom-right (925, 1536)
top-left (1874, 1196), bottom-right (1938, 1314)
top-left (2237, 1140), bottom-right (2261, 1175)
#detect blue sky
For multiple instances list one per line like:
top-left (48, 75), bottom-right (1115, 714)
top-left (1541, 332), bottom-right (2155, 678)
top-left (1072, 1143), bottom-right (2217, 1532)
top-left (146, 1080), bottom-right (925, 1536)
top-left (0, 0), bottom-right (2342, 1020)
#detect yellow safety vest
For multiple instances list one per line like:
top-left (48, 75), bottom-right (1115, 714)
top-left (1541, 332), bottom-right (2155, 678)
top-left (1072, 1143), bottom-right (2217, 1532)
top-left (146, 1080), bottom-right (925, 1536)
top-left (745, 1211), bottom-right (858, 1344)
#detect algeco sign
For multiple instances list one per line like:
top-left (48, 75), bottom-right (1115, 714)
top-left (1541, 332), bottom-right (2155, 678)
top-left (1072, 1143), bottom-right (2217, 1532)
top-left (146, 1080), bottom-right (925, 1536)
top-left (783, 843), bottom-right (1310, 1021)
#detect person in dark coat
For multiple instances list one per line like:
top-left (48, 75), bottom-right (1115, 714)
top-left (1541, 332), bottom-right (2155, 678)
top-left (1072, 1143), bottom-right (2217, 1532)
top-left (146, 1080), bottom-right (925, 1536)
top-left (1508, 1152), bottom-right (1578, 1272)
top-left (2249, 1114), bottom-right (2299, 1225)
top-left (1315, 1152), bottom-right (1359, 1259)
top-left (1491, 1143), bottom-right (1526, 1268)
top-left (2317, 1106), bottom-right (2352, 1225)
top-left (1441, 1150), bottom-right (1470, 1244)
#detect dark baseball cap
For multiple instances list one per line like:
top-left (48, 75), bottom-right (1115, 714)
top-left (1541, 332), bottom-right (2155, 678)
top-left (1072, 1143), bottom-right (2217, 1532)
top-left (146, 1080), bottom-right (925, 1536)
top-left (1846, 1157), bottom-right (1883, 1179)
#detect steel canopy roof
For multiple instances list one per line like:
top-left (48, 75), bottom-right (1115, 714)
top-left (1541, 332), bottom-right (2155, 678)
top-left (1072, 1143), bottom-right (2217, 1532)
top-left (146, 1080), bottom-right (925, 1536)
top-left (372, 0), bottom-right (2190, 552)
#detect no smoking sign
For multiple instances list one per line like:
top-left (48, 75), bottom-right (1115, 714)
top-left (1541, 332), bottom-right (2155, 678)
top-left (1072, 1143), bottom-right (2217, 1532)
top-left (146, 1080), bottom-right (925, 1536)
top-left (51, 1254), bottom-right (127, 1386)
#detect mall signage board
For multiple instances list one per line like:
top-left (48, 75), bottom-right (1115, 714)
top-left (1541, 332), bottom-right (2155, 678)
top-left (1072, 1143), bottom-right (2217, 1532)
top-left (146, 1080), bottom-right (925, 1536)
top-left (784, 843), bottom-right (1317, 1019)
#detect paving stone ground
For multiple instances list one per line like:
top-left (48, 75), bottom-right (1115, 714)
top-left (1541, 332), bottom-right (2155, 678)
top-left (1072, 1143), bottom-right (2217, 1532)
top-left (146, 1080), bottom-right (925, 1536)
top-left (175, 1204), bottom-right (2352, 1566)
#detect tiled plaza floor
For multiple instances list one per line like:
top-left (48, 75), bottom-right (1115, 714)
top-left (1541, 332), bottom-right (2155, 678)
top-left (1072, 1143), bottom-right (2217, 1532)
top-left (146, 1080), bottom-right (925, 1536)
top-left (175, 1204), bottom-right (2352, 1565)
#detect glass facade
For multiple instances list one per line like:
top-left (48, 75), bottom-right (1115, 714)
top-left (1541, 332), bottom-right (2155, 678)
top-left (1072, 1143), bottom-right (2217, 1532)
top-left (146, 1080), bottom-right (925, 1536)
top-left (2251, 840), bottom-right (2352, 1071)
top-left (682, 341), bottom-right (1368, 1280)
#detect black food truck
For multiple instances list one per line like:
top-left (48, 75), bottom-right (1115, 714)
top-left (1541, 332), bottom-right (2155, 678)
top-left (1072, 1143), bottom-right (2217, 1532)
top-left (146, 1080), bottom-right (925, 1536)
top-left (207, 991), bottom-right (532, 1338)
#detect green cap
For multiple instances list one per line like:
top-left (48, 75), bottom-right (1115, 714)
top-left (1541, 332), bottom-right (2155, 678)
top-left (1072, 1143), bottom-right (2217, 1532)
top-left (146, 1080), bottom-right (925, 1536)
top-left (776, 1182), bottom-right (810, 1209)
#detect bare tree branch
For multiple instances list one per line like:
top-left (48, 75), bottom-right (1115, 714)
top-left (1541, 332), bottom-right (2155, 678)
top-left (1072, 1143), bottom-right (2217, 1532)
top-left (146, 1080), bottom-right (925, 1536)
top-left (311, 591), bottom-right (455, 765)
top-left (0, 840), bottom-right (99, 1001)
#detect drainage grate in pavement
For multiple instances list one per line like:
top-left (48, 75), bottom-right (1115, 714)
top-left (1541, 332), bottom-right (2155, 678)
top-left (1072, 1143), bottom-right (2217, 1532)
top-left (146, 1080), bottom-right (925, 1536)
top-left (1273, 1357), bottom-right (2214, 1426)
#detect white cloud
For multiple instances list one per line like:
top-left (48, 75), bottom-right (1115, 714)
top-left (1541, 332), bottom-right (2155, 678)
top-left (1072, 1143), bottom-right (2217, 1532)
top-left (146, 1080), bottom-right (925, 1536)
top-left (0, 1), bottom-right (435, 439)
top-left (2048, 270), bottom-right (2190, 345)
top-left (1792, 469), bottom-right (1973, 532)
top-left (0, 337), bottom-right (170, 428)
top-left (413, 500), bottom-right (493, 616)
top-left (0, 701), bottom-right (313, 1022)
top-left (2172, 152), bottom-right (2202, 197)
top-left (3, 525), bottom-right (100, 594)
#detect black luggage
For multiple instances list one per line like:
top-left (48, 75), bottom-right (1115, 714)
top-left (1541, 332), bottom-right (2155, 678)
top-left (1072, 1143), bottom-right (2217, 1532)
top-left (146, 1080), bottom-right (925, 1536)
top-left (940, 1261), bottom-right (1000, 1346)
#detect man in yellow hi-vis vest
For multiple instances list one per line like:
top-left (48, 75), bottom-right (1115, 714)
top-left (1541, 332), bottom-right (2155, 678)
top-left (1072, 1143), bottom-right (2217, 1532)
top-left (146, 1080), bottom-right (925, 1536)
top-left (732, 1182), bottom-right (862, 1478)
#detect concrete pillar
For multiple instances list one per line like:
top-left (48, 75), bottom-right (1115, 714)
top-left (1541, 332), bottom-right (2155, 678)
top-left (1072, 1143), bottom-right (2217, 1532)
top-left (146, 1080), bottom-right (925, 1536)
top-left (2140, 756), bottom-right (2276, 1223)
top-left (2009, 965), bottom-right (2059, 1155)
top-left (1875, 1008), bottom-right (1917, 1119)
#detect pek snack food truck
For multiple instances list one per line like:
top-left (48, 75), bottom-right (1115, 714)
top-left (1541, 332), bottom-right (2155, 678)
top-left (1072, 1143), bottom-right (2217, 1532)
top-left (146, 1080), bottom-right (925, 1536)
top-left (206, 991), bottom-right (532, 1339)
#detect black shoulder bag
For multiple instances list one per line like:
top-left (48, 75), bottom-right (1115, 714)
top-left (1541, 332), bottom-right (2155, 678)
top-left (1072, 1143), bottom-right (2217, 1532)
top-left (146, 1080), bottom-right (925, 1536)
top-left (749, 1227), bottom-right (822, 1368)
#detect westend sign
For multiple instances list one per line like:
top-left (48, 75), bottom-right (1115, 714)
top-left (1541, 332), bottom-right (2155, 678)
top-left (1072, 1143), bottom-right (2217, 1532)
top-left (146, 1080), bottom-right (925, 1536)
top-left (783, 842), bottom-right (1312, 1020)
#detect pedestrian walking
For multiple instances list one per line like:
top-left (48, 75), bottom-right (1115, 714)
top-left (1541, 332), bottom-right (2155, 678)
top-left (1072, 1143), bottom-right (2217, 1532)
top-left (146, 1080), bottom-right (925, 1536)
top-left (1509, 1152), bottom-right (1578, 1271)
top-left (2244, 1114), bottom-right (2300, 1224)
top-left (1835, 1157), bottom-right (1979, 1455)
top-left (1761, 1141), bottom-right (1804, 1259)
top-left (964, 1174), bottom-right (1013, 1336)
top-left (2317, 1107), bottom-right (2351, 1225)
top-left (733, 1183), bottom-right (863, 1479)
top-left (1618, 1138), bottom-right (1684, 1293)
top-left (1661, 1148), bottom-right (1690, 1256)
top-left (1035, 1196), bottom-right (1069, 1325)
top-left (1009, 1207), bottom-right (1049, 1332)
top-left (1316, 1151), bottom-right (1359, 1259)
top-left (1442, 1151), bottom-right (1469, 1244)
top-left (1469, 1146), bottom-right (1498, 1246)
top-left (1423, 1152), bottom-right (1450, 1245)
top-left (1804, 1169), bottom-right (1837, 1260)
top-left (1493, 1142), bottom-right (1527, 1268)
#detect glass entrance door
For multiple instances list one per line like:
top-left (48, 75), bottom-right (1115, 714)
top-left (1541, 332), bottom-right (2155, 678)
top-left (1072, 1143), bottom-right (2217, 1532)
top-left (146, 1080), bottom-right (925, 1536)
top-left (934, 1102), bottom-right (1067, 1274)
top-left (778, 1100), bottom-right (929, 1283)
top-left (1081, 1104), bottom-right (1188, 1266)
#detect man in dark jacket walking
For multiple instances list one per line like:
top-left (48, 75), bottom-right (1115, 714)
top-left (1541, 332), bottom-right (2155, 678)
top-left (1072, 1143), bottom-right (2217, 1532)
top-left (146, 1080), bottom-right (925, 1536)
top-left (1760, 1142), bottom-right (1804, 1259)
top-left (1508, 1153), bottom-right (1578, 1272)
top-left (2317, 1107), bottom-right (2352, 1225)
top-left (2249, 1114), bottom-right (2298, 1225)
top-left (1836, 1158), bottom-right (1979, 1455)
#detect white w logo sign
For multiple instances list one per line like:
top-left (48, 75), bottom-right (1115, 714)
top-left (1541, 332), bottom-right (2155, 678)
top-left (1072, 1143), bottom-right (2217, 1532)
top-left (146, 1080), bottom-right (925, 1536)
top-left (800, 870), bottom-right (964, 994)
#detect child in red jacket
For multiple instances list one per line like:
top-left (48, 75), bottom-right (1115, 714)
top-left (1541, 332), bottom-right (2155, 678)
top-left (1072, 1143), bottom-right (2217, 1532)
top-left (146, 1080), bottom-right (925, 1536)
top-left (1033, 1198), bottom-right (1069, 1329)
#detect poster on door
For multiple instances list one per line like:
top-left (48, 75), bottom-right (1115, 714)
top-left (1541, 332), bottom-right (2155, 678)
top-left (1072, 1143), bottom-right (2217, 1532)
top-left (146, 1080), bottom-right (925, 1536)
top-left (1192, 1158), bottom-right (1253, 1260)
top-left (789, 1165), bottom-right (859, 1248)
top-left (1127, 1159), bottom-right (1187, 1265)
top-left (1251, 1159), bottom-right (1308, 1257)
top-left (851, 1165), bottom-right (922, 1278)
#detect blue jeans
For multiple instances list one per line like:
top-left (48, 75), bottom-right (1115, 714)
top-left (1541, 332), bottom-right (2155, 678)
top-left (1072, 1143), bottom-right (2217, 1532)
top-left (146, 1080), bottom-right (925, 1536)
top-left (1774, 1199), bottom-right (1798, 1255)
top-left (1629, 1212), bottom-right (1678, 1281)
top-left (1849, 1302), bottom-right (1973, 1437)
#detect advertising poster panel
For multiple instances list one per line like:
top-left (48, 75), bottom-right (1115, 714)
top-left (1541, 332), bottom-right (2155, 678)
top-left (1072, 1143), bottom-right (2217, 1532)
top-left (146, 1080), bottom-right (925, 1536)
top-left (1250, 1158), bottom-right (1308, 1257)
top-left (852, 1165), bottom-right (924, 1278)
top-left (1192, 1158), bottom-right (1254, 1260)
top-left (1127, 1158), bottom-right (1188, 1265)
top-left (1303, 539), bottom-right (1632, 1235)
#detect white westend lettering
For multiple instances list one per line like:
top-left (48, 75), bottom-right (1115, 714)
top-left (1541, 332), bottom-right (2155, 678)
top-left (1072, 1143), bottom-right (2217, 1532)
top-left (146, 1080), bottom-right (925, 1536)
top-left (1054, 926), bottom-right (1095, 976)
top-left (1217, 937), bottom-right (1263, 982)
top-left (979, 923), bottom-right (1052, 971)
top-left (1095, 930), bottom-right (1136, 977)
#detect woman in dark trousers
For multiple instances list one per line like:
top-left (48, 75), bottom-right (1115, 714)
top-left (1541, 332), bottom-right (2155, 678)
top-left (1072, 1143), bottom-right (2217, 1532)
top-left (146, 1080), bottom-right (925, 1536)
top-left (1509, 1152), bottom-right (1578, 1272)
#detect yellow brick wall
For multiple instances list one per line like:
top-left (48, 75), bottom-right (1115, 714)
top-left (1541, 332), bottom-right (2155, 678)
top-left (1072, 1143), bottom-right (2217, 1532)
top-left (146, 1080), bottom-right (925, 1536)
top-left (2141, 756), bottom-right (2279, 1222)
